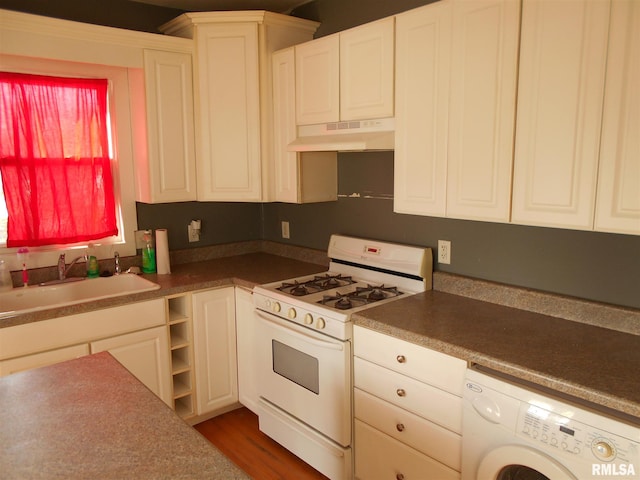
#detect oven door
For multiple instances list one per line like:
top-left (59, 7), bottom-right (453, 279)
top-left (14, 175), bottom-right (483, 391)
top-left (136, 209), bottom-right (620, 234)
top-left (255, 309), bottom-right (351, 447)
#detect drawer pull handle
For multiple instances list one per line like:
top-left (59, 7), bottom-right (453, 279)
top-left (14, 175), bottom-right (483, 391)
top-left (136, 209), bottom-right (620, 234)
top-left (396, 388), bottom-right (406, 397)
top-left (396, 474), bottom-right (405, 480)
top-left (396, 423), bottom-right (405, 432)
top-left (396, 355), bottom-right (406, 363)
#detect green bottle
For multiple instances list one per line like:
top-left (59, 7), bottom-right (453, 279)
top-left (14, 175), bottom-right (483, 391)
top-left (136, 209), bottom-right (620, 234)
top-left (142, 230), bottom-right (156, 274)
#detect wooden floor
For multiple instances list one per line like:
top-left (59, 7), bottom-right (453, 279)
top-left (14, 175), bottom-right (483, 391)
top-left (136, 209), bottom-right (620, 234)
top-left (195, 407), bottom-right (329, 480)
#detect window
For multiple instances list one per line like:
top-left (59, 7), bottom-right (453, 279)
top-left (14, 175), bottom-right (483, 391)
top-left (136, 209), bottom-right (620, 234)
top-left (0, 55), bottom-right (140, 270)
top-left (0, 72), bottom-right (118, 247)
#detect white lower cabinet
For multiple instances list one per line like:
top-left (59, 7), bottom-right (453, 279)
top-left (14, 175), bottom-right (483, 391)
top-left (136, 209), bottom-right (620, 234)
top-left (0, 299), bottom-right (171, 407)
top-left (235, 286), bottom-right (260, 414)
top-left (192, 287), bottom-right (238, 416)
top-left (353, 325), bottom-right (466, 480)
top-left (91, 325), bottom-right (172, 407)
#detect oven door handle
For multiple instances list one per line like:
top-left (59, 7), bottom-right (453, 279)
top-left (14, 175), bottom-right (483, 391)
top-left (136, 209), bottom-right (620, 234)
top-left (255, 310), bottom-right (345, 351)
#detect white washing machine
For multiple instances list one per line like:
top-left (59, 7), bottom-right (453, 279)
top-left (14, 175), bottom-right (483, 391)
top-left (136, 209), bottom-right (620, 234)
top-left (462, 368), bottom-right (640, 480)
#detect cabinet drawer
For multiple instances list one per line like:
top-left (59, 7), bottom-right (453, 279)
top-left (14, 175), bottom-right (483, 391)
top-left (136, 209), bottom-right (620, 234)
top-left (354, 356), bottom-right (462, 433)
top-left (355, 419), bottom-right (460, 480)
top-left (0, 299), bottom-right (165, 360)
top-left (0, 344), bottom-right (89, 376)
top-left (355, 388), bottom-right (461, 471)
top-left (353, 325), bottom-right (466, 395)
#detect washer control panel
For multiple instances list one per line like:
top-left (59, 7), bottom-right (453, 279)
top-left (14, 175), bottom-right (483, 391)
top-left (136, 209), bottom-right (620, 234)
top-left (516, 402), bottom-right (638, 466)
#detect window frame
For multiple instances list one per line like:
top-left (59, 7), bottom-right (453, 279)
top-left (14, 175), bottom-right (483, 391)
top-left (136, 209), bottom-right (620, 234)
top-left (0, 54), bottom-right (140, 271)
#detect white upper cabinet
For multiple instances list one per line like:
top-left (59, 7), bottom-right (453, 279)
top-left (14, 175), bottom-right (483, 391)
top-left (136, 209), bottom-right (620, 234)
top-left (594, 0), bottom-right (640, 235)
top-left (394, 0), bottom-right (519, 221)
top-left (295, 17), bottom-right (394, 125)
top-left (162, 12), bottom-right (318, 202)
top-left (272, 48), bottom-right (338, 203)
top-left (194, 22), bottom-right (262, 201)
top-left (295, 34), bottom-right (340, 125)
top-left (340, 17), bottom-right (395, 121)
top-left (394, 1), bottom-right (452, 217)
top-left (446, 0), bottom-right (520, 222)
top-left (137, 49), bottom-right (197, 203)
top-left (511, 0), bottom-right (611, 230)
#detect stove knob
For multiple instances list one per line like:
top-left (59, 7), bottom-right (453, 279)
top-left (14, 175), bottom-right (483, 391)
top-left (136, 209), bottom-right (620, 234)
top-left (272, 302), bottom-right (281, 313)
top-left (288, 308), bottom-right (297, 319)
top-left (304, 313), bottom-right (313, 325)
top-left (316, 318), bottom-right (326, 330)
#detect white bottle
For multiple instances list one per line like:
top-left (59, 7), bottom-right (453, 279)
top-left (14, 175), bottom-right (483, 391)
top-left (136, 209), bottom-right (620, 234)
top-left (0, 260), bottom-right (12, 292)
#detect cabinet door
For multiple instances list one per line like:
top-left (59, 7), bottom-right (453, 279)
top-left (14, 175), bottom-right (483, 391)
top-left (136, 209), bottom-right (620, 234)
top-left (272, 48), bottom-right (339, 204)
top-left (340, 17), bottom-right (394, 121)
top-left (192, 287), bottom-right (238, 415)
top-left (234, 287), bottom-right (259, 414)
top-left (295, 35), bottom-right (340, 125)
top-left (393, 1), bottom-right (452, 217)
top-left (0, 344), bottom-right (89, 377)
top-left (595, 0), bottom-right (640, 235)
top-left (512, 0), bottom-right (611, 229)
top-left (140, 49), bottom-right (197, 203)
top-left (195, 23), bottom-right (262, 201)
top-left (91, 325), bottom-right (172, 407)
top-left (446, 0), bottom-right (520, 222)
top-left (272, 47), bottom-right (301, 203)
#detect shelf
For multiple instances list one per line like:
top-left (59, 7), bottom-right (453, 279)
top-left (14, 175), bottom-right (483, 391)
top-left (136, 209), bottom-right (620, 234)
top-left (166, 293), bottom-right (196, 420)
top-left (169, 322), bottom-right (189, 349)
top-left (171, 347), bottom-right (191, 374)
top-left (175, 395), bottom-right (194, 419)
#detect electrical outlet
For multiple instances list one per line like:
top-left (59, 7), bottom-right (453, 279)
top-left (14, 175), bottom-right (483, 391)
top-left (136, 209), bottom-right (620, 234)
top-left (188, 224), bottom-right (200, 243)
top-left (438, 240), bottom-right (451, 264)
top-left (281, 221), bottom-right (290, 239)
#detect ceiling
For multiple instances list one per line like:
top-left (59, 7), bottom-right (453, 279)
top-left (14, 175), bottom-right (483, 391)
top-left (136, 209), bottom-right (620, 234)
top-left (129, 0), bottom-right (314, 14)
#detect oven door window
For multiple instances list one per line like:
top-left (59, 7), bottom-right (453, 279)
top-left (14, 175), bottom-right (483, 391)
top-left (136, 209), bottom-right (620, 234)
top-left (272, 340), bottom-right (319, 394)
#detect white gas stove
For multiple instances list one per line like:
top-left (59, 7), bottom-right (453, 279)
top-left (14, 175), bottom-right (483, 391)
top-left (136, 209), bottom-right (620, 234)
top-left (253, 234), bottom-right (433, 340)
top-left (252, 235), bottom-right (433, 480)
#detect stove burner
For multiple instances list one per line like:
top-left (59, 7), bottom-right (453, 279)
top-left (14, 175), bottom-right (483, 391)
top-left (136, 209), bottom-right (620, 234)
top-left (279, 280), bottom-right (316, 296)
top-left (319, 292), bottom-right (367, 310)
top-left (317, 284), bottom-right (403, 310)
top-left (278, 274), bottom-right (356, 296)
top-left (354, 284), bottom-right (401, 301)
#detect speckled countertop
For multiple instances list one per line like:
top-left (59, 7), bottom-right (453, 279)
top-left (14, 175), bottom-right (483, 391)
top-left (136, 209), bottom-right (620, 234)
top-left (2, 244), bottom-right (639, 424)
top-left (0, 351), bottom-right (249, 479)
top-left (1, 250), bottom-right (328, 328)
top-left (352, 289), bottom-right (640, 422)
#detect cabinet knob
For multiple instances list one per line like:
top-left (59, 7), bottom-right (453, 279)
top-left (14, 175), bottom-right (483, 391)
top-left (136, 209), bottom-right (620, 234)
top-left (396, 423), bottom-right (405, 432)
top-left (396, 388), bottom-right (406, 397)
top-left (396, 474), bottom-right (405, 480)
top-left (396, 355), bottom-right (406, 363)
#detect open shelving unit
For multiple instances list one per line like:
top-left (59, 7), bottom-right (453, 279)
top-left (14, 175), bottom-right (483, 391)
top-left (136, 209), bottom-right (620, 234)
top-left (166, 294), bottom-right (196, 419)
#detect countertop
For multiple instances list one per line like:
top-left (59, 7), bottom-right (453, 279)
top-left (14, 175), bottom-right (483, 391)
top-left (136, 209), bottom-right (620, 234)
top-left (3, 248), bottom-right (639, 423)
top-left (1, 251), bottom-right (328, 328)
top-left (0, 351), bottom-right (249, 479)
top-left (352, 290), bottom-right (640, 422)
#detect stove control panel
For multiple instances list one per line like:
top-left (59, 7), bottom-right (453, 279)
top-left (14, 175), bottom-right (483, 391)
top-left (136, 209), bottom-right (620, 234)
top-left (253, 292), bottom-right (351, 340)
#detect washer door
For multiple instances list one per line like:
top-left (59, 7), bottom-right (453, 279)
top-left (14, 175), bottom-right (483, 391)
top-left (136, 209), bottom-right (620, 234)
top-left (478, 446), bottom-right (578, 480)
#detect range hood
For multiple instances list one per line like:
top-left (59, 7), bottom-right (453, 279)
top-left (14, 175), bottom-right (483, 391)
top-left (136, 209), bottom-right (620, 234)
top-left (288, 118), bottom-right (395, 152)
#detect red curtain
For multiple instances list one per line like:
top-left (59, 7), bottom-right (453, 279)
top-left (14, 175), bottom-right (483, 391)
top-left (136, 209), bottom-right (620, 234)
top-left (0, 72), bottom-right (118, 247)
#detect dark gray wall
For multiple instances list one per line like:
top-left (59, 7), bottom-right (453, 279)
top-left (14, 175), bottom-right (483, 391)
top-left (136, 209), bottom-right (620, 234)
top-left (262, 155), bottom-right (640, 309)
top-left (136, 202), bottom-right (261, 250)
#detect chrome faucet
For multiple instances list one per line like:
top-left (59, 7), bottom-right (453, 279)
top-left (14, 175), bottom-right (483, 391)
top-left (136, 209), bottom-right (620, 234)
top-left (58, 254), bottom-right (88, 280)
top-left (114, 251), bottom-right (121, 275)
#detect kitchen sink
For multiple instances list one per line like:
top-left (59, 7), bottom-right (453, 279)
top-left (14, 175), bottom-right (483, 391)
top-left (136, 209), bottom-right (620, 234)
top-left (0, 274), bottom-right (160, 318)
